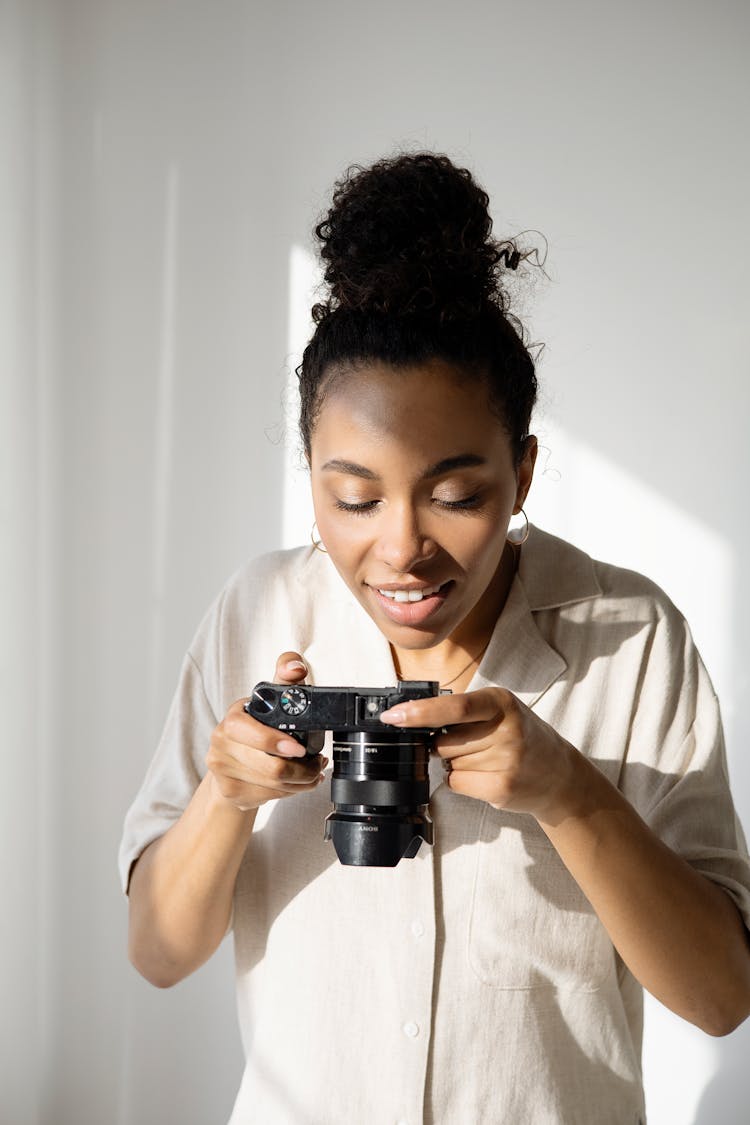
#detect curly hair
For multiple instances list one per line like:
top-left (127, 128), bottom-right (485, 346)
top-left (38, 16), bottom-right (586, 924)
top-left (297, 151), bottom-right (539, 465)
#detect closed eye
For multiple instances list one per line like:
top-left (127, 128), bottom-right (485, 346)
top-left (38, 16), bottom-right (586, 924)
top-left (334, 494), bottom-right (484, 515)
top-left (433, 493), bottom-right (483, 511)
top-left (333, 498), bottom-right (380, 515)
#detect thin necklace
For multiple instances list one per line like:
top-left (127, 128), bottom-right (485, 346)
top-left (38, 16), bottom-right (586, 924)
top-left (393, 639), bottom-right (490, 689)
top-left (439, 641), bottom-right (490, 689)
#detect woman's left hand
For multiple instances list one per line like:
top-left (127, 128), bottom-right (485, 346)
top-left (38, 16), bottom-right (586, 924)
top-left (384, 686), bottom-right (750, 1035)
top-left (380, 687), bottom-right (578, 823)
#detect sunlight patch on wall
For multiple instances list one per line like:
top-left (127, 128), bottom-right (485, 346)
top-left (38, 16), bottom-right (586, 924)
top-left (282, 244), bottom-right (320, 549)
top-left (527, 418), bottom-right (734, 711)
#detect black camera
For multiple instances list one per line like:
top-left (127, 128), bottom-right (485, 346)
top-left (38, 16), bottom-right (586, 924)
top-left (244, 681), bottom-right (445, 867)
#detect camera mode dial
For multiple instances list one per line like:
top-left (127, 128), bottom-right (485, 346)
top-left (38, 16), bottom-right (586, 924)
top-left (279, 686), bottom-right (310, 717)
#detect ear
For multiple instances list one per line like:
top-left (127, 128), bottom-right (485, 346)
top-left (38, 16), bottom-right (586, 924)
top-left (513, 436), bottom-right (538, 513)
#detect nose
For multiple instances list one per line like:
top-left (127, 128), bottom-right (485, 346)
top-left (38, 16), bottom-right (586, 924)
top-left (375, 501), bottom-right (438, 573)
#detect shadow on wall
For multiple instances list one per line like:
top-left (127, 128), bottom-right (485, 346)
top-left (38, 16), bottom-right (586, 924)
top-left (694, 1024), bottom-right (750, 1125)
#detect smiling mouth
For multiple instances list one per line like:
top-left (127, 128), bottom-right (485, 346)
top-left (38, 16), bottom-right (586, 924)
top-left (374, 581), bottom-right (448, 603)
top-left (366, 580), bottom-right (454, 625)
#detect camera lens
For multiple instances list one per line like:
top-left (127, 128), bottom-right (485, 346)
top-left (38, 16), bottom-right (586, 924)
top-left (324, 730), bottom-right (434, 866)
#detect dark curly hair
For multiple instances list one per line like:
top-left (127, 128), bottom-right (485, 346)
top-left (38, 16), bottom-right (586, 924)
top-left (297, 151), bottom-right (539, 465)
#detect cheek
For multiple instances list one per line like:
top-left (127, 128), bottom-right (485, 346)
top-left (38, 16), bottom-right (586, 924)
top-left (463, 524), bottom-right (507, 569)
top-left (312, 492), bottom-right (336, 541)
top-left (315, 510), bottom-right (371, 569)
top-left (449, 514), bottom-right (513, 591)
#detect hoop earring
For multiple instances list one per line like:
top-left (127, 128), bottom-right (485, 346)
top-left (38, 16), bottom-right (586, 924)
top-left (507, 507), bottom-right (530, 546)
top-left (310, 522), bottom-right (328, 554)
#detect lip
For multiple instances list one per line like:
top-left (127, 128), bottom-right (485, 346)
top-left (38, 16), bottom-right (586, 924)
top-left (367, 580), bottom-right (453, 626)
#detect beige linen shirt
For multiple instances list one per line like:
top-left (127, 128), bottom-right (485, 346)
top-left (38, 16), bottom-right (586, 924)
top-left (119, 526), bottom-right (750, 1125)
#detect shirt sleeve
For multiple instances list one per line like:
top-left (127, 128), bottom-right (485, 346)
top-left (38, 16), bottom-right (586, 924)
top-left (117, 648), bottom-right (219, 895)
top-left (647, 715), bottom-right (750, 928)
top-left (116, 548), bottom-right (309, 898)
top-left (632, 634), bottom-right (750, 931)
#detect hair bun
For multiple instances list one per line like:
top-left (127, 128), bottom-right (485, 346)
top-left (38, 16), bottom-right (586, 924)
top-left (313, 152), bottom-right (517, 323)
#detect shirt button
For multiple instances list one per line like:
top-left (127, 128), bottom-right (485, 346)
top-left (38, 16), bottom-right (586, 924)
top-left (402, 1021), bottom-right (420, 1038)
top-left (411, 920), bottom-right (425, 939)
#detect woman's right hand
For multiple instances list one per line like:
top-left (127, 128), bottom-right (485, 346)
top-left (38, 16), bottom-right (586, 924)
top-left (206, 651), bottom-right (327, 812)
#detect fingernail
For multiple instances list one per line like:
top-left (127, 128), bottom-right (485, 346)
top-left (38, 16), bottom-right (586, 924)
top-left (276, 738), bottom-right (305, 757)
top-left (380, 707), bottom-right (405, 724)
top-left (320, 756), bottom-right (330, 769)
top-left (285, 661), bottom-right (307, 674)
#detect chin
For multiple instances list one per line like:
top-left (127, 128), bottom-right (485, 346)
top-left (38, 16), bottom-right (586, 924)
top-left (379, 616), bottom-right (456, 651)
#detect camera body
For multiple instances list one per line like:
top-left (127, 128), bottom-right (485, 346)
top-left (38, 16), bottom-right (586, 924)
top-left (245, 680), bottom-right (441, 742)
top-left (244, 681), bottom-right (445, 867)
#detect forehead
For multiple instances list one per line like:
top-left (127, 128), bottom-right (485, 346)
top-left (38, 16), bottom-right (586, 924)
top-left (311, 360), bottom-right (510, 460)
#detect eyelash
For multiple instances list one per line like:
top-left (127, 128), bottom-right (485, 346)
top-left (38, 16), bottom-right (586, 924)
top-left (333, 500), bottom-right (378, 515)
top-left (333, 495), bottom-right (482, 515)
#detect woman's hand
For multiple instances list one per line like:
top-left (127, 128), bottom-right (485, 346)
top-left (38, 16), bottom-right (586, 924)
top-left (380, 687), bottom-right (577, 823)
top-left (206, 652), bottom-right (327, 812)
top-left (382, 686), bottom-right (750, 1033)
top-left (129, 650), bottom-right (325, 988)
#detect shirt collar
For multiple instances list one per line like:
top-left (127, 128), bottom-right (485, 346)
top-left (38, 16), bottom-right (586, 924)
top-left (516, 524), bottom-right (602, 611)
top-left (470, 525), bottom-right (601, 707)
top-left (300, 525), bottom-right (601, 707)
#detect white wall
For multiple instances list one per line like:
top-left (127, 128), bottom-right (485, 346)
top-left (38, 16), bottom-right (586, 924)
top-left (4, 1), bottom-right (749, 1122)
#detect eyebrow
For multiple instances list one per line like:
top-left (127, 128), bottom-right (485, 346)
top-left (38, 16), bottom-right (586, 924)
top-left (320, 454), bottom-right (486, 481)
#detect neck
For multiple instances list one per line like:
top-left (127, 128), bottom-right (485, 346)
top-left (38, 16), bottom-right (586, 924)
top-left (390, 541), bottom-right (519, 688)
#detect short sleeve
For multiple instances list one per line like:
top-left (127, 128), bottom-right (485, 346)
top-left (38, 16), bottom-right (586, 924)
top-left (117, 649), bottom-right (219, 894)
top-left (631, 650), bottom-right (750, 931)
top-left (116, 545), bottom-right (319, 898)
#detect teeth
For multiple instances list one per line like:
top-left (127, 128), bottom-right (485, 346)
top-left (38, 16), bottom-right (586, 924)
top-left (377, 583), bottom-right (443, 603)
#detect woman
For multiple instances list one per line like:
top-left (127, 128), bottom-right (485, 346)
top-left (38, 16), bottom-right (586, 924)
top-left (120, 152), bottom-right (750, 1124)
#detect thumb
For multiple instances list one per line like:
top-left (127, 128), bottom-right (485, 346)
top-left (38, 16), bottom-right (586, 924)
top-left (273, 650), bottom-right (309, 685)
